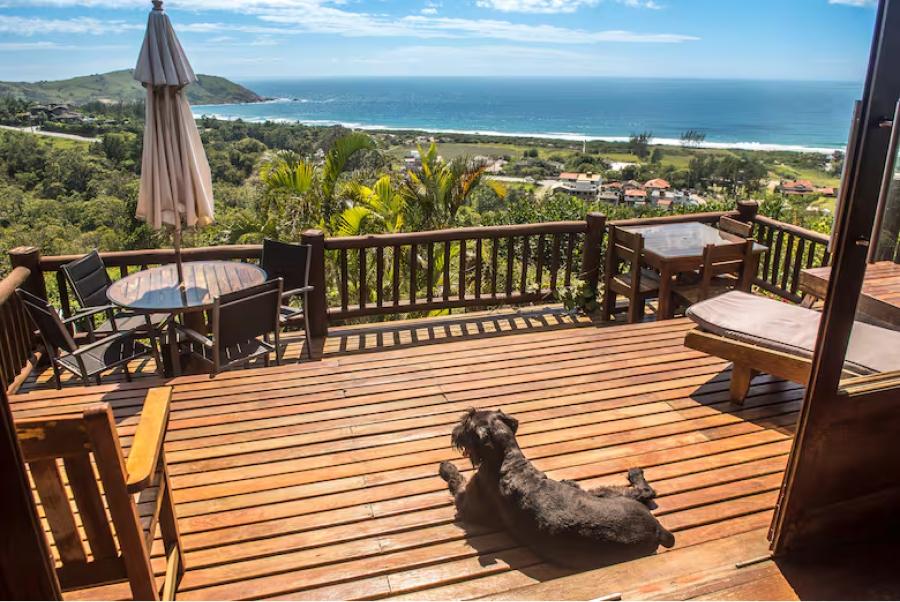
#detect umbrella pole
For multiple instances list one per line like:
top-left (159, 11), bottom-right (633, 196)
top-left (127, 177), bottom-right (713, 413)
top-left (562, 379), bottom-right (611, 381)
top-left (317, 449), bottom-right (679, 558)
top-left (173, 223), bottom-right (186, 288)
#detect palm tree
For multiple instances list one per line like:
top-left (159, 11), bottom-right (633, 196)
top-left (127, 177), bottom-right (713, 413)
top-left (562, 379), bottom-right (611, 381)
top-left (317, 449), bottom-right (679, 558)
top-left (335, 175), bottom-right (406, 236)
top-left (259, 132), bottom-right (376, 236)
top-left (401, 143), bottom-right (505, 229)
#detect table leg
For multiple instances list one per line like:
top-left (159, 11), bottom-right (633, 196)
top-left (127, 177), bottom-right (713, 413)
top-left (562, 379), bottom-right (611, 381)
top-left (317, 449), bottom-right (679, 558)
top-left (657, 266), bottom-right (673, 321)
top-left (167, 320), bottom-right (181, 377)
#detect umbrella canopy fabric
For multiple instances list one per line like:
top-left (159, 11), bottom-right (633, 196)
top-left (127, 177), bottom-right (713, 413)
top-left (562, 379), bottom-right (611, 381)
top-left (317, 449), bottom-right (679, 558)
top-left (134, 0), bottom-right (213, 232)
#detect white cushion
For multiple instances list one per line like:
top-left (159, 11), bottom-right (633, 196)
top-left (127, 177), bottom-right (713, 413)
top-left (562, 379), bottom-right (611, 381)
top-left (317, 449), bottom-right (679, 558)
top-left (686, 291), bottom-right (900, 375)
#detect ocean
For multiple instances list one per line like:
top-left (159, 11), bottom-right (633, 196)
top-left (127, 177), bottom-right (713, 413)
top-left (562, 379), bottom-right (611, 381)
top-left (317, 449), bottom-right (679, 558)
top-left (192, 77), bottom-right (863, 153)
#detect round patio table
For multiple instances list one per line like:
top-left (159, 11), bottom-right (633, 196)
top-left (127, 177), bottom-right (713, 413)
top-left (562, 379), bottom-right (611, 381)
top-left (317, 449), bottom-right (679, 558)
top-left (107, 261), bottom-right (267, 375)
top-left (107, 260), bottom-right (267, 314)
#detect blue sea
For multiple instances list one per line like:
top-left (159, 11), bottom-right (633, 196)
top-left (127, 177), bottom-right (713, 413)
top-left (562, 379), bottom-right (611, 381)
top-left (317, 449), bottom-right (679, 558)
top-left (192, 77), bottom-right (862, 153)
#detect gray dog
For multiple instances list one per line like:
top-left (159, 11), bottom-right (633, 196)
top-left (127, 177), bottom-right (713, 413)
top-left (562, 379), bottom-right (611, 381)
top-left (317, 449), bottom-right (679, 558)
top-left (439, 408), bottom-right (675, 569)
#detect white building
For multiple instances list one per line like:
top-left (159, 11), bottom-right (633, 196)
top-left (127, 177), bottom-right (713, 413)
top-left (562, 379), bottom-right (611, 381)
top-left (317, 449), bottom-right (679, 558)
top-left (557, 172), bottom-right (602, 200)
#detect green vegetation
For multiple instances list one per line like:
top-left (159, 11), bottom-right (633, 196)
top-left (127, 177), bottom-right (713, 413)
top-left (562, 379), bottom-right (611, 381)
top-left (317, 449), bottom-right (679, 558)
top-left (0, 70), bottom-right (264, 106)
top-left (1, 107), bottom-right (840, 284)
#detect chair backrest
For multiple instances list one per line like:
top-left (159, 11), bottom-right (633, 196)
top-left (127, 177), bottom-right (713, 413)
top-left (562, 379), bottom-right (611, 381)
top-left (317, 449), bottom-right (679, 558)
top-left (62, 250), bottom-right (113, 309)
top-left (15, 404), bottom-right (148, 592)
top-left (212, 279), bottom-right (283, 351)
top-left (698, 240), bottom-right (755, 296)
top-left (607, 226), bottom-right (645, 287)
top-left (17, 288), bottom-right (78, 354)
top-left (261, 239), bottom-right (311, 293)
top-left (719, 216), bottom-right (753, 238)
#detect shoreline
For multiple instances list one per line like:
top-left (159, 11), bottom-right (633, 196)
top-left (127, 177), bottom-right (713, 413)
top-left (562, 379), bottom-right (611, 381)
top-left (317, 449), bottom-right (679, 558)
top-left (191, 106), bottom-right (844, 155)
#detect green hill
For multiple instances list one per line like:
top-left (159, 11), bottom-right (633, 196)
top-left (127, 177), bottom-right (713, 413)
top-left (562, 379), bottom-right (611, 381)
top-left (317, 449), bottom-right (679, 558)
top-left (0, 69), bottom-right (264, 106)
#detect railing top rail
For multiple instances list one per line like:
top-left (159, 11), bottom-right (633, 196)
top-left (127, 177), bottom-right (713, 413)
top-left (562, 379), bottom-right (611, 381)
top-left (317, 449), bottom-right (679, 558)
top-left (39, 245), bottom-right (262, 271)
top-left (608, 210), bottom-right (735, 228)
top-left (752, 214), bottom-right (830, 244)
top-left (0, 267), bottom-right (31, 306)
top-left (324, 221), bottom-right (589, 250)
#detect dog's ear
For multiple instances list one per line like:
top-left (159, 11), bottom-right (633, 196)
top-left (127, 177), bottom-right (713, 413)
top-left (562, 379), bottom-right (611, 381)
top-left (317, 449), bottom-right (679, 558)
top-left (451, 409), bottom-right (484, 464)
top-left (498, 410), bottom-right (519, 434)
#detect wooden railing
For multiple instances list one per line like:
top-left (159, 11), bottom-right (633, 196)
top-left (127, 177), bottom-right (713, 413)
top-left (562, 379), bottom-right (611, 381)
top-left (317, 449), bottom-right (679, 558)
top-left (750, 215), bottom-right (831, 303)
top-left (322, 218), bottom-right (602, 322)
top-left (9, 202), bottom-right (834, 342)
top-left (0, 266), bottom-right (37, 394)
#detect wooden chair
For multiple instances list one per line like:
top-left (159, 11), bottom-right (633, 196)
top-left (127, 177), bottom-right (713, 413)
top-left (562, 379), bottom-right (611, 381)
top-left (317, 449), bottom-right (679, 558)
top-left (175, 279), bottom-right (283, 376)
top-left (61, 250), bottom-right (169, 344)
top-left (261, 239), bottom-right (314, 359)
top-left (15, 387), bottom-right (183, 600)
top-left (670, 240), bottom-right (755, 307)
top-left (602, 226), bottom-right (660, 323)
top-left (17, 288), bottom-right (160, 389)
top-left (718, 215), bottom-right (753, 238)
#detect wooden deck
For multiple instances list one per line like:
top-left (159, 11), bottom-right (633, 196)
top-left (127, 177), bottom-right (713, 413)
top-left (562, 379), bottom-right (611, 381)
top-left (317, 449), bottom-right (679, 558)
top-left (9, 309), bottom-right (803, 600)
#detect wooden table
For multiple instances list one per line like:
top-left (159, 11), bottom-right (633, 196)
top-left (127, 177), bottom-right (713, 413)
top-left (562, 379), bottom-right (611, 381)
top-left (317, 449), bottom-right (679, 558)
top-left (621, 222), bottom-right (768, 320)
top-left (107, 261), bottom-right (267, 374)
top-left (799, 261), bottom-right (900, 328)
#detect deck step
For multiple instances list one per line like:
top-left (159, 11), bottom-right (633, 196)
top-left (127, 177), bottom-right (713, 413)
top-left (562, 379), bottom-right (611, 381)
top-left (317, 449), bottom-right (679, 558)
top-left (480, 528), bottom-right (779, 601)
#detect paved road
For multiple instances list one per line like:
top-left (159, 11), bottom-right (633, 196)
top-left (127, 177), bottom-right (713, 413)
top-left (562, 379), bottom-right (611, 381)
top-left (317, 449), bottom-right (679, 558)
top-left (0, 124), bottom-right (100, 143)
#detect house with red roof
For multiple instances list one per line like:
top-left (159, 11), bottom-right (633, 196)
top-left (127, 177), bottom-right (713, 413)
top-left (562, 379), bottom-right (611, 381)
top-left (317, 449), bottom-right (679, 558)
top-left (779, 179), bottom-right (816, 195)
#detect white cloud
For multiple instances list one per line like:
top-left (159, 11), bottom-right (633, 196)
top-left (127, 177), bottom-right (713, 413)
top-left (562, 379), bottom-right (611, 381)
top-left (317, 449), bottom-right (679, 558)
top-left (475, 0), bottom-right (597, 13)
top-left (477, 0), bottom-right (660, 12)
top-left (0, 15), bottom-right (142, 35)
top-left (828, 0), bottom-right (875, 5)
top-left (0, 0), bottom-right (697, 46)
top-left (618, 0), bottom-right (663, 8)
top-left (0, 40), bottom-right (128, 51)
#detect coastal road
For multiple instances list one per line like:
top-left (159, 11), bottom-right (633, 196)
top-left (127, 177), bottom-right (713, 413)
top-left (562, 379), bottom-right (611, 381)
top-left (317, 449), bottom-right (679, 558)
top-left (0, 125), bottom-right (100, 143)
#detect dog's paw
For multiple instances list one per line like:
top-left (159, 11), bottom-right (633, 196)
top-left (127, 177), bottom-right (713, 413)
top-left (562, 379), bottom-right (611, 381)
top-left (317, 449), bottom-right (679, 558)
top-left (439, 461), bottom-right (459, 482)
top-left (627, 467), bottom-right (645, 484)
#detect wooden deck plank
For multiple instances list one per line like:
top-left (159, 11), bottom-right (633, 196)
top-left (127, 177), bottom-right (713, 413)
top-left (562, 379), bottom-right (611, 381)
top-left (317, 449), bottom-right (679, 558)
top-left (10, 313), bottom-right (800, 601)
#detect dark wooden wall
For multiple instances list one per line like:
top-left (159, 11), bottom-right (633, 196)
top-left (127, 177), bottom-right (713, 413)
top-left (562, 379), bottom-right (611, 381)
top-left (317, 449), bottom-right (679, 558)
top-left (0, 385), bottom-right (60, 599)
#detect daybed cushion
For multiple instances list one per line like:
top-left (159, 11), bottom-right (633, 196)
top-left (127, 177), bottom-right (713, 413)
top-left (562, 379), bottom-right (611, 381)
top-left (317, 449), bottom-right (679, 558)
top-left (686, 291), bottom-right (900, 375)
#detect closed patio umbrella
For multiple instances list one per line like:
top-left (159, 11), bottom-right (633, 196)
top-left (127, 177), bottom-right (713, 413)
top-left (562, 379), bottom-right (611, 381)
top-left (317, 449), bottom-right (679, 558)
top-left (134, 0), bottom-right (214, 286)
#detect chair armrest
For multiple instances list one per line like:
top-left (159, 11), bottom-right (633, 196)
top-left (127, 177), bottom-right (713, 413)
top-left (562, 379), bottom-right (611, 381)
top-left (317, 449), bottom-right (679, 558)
top-left (63, 304), bottom-right (117, 325)
top-left (282, 286), bottom-right (314, 300)
top-left (174, 324), bottom-right (214, 348)
top-left (126, 387), bottom-right (173, 493)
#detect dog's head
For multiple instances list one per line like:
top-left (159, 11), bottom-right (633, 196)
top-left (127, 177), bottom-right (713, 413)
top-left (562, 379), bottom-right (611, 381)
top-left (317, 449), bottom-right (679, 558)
top-left (450, 408), bottom-right (519, 467)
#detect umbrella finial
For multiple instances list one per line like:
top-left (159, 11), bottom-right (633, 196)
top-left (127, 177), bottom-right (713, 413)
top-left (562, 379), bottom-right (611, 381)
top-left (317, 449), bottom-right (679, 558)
top-left (152, 0), bottom-right (164, 11)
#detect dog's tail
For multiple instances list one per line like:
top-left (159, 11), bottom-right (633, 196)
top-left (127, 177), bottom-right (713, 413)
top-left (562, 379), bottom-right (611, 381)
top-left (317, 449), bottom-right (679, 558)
top-left (657, 525), bottom-right (675, 549)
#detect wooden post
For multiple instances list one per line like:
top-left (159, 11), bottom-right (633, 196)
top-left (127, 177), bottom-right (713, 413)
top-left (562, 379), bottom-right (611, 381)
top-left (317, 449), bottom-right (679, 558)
top-left (301, 229), bottom-right (328, 338)
top-left (736, 200), bottom-right (760, 223)
top-left (580, 212), bottom-right (607, 296)
top-left (8, 247), bottom-right (47, 301)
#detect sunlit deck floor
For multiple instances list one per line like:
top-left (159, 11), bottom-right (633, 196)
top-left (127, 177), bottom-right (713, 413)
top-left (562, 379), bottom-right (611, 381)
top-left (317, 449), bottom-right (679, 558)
top-left (9, 308), bottom-right (802, 600)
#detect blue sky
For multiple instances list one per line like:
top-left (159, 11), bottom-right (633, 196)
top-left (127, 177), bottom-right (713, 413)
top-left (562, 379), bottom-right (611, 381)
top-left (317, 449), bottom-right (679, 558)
top-left (0, 0), bottom-right (879, 82)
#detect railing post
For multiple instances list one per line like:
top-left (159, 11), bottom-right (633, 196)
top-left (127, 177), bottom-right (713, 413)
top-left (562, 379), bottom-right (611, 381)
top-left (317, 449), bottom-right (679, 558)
top-left (8, 247), bottom-right (47, 301)
top-left (301, 229), bottom-right (328, 338)
top-left (581, 212), bottom-right (607, 296)
top-left (736, 200), bottom-right (760, 222)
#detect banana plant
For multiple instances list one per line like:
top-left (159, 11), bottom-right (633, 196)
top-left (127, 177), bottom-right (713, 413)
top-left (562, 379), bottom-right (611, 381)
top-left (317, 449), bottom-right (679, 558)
top-left (401, 142), bottom-right (501, 229)
top-left (335, 175), bottom-right (406, 236)
top-left (259, 133), bottom-right (376, 236)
